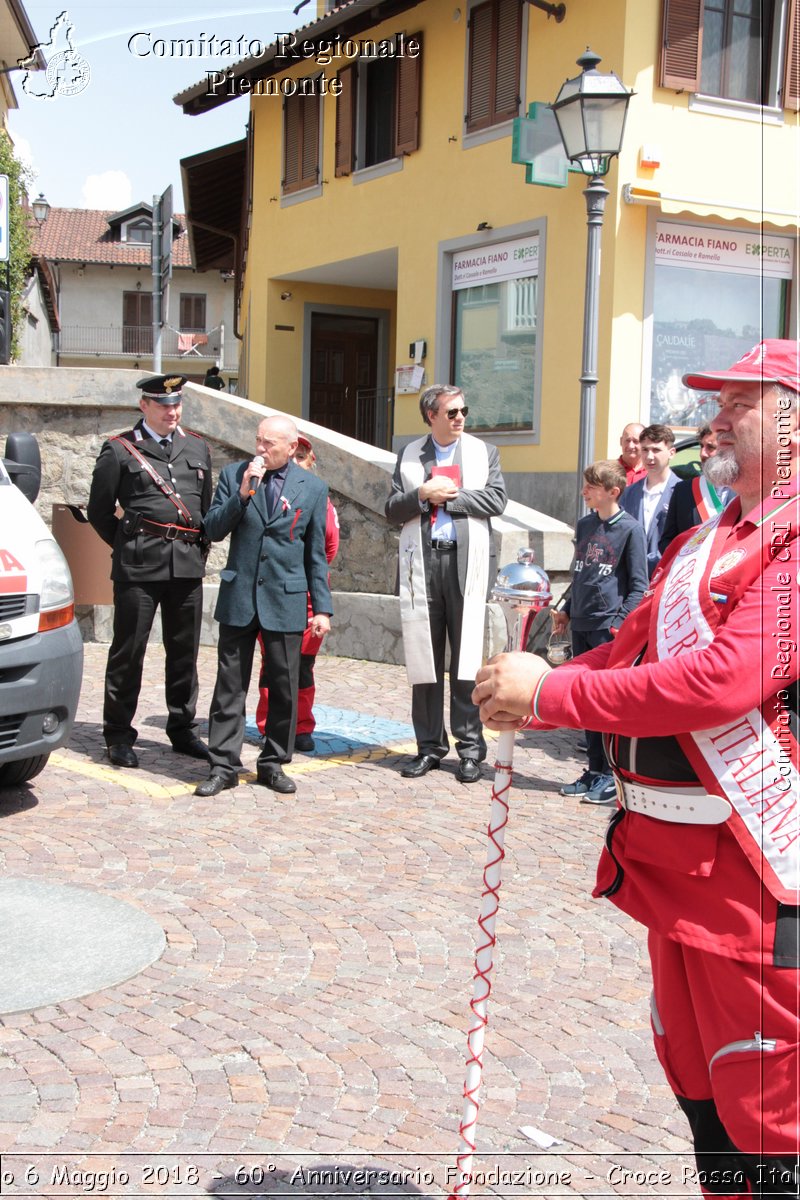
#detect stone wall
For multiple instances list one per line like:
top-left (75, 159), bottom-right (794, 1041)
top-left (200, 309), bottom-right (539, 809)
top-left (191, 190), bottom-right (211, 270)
top-left (327, 489), bottom-right (397, 595)
top-left (0, 397), bottom-right (237, 581)
top-left (0, 366), bottom-right (574, 661)
top-left (0, 368), bottom-right (407, 592)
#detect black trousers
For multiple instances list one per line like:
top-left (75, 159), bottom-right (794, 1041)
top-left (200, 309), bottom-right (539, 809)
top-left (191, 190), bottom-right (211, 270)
top-left (410, 547), bottom-right (486, 762)
top-left (206, 617), bottom-right (303, 782)
top-left (103, 578), bottom-right (202, 747)
top-left (571, 626), bottom-right (614, 774)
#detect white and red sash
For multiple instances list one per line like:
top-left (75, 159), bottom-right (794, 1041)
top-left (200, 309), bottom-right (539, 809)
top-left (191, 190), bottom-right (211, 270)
top-left (647, 495), bottom-right (799, 904)
top-left (398, 434), bottom-right (491, 685)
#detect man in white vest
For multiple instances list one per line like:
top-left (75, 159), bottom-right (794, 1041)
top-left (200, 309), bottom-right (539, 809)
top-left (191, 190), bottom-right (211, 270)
top-left (386, 384), bottom-right (507, 783)
top-left (472, 341), bottom-right (800, 1197)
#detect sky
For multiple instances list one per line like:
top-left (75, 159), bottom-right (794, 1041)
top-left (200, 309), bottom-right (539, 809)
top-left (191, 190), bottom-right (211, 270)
top-left (8, 1), bottom-right (302, 214)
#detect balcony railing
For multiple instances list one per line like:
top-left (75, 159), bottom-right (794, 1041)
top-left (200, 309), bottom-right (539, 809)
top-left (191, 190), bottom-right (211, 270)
top-left (58, 325), bottom-right (237, 369)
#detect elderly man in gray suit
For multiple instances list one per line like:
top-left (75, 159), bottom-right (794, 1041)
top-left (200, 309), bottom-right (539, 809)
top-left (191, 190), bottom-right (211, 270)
top-left (386, 384), bottom-right (507, 784)
top-left (195, 415), bottom-right (333, 797)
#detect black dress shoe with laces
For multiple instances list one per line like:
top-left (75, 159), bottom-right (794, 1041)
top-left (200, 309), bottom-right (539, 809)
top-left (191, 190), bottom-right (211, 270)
top-left (401, 754), bottom-right (441, 778)
top-left (456, 758), bottom-right (481, 784)
top-left (194, 774), bottom-right (237, 797)
top-left (256, 766), bottom-right (296, 794)
top-left (171, 736), bottom-right (211, 761)
top-left (107, 744), bottom-right (139, 769)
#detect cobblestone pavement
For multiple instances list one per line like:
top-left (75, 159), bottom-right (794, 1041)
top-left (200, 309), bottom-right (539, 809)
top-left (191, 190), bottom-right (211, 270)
top-left (0, 644), bottom-right (693, 1199)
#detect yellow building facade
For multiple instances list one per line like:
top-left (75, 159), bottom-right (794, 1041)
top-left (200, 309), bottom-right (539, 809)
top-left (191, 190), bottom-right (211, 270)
top-left (178, 0), bottom-right (799, 518)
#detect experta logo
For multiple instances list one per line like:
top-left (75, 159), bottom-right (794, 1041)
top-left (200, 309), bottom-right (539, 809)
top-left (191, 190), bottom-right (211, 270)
top-left (19, 11), bottom-right (91, 100)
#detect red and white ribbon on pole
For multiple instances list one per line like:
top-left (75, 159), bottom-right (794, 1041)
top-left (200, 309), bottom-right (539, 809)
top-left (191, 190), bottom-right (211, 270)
top-left (449, 728), bottom-right (516, 1200)
top-left (448, 548), bottom-right (552, 1200)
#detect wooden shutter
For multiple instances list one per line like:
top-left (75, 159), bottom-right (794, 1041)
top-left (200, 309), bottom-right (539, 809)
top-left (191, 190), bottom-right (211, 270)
top-left (283, 89), bottom-right (320, 193)
top-left (300, 92), bottom-right (320, 188)
top-left (335, 64), bottom-right (356, 175)
top-left (283, 93), bottom-right (301, 192)
top-left (783, 0), bottom-right (800, 110)
top-left (394, 33), bottom-right (422, 155)
top-left (467, 0), bottom-right (520, 131)
top-left (466, 0), bottom-right (493, 131)
top-left (494, 0), bottom-right (521, 121)
top-left (179, 294), bottom-right (206, 330)
top-left (122, 292), bottom-right (139, 330)
top-left (122, 292), bottom-right (151, 354)
top-left (659, 0), bottom-right (702, 90)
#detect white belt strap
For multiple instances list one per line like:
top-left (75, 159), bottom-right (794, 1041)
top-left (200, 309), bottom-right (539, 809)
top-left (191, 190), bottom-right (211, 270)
top-left (616, 779), bottom-right (732, 825)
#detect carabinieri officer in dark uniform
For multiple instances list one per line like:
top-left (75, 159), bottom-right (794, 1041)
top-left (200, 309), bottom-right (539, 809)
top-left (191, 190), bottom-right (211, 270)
top-left (88, 375), bottom-right (212, 768)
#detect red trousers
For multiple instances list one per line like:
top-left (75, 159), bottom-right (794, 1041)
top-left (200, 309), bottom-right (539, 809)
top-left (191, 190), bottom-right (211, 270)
top-left (649, 931), bottom-right (799, 1198)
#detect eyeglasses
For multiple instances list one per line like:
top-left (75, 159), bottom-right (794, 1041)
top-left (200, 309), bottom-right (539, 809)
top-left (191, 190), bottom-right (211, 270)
top-left (445, 406), bottom-right (469, 420)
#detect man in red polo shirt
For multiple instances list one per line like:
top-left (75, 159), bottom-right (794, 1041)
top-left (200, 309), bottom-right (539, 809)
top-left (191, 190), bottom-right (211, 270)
top-left (474, 341), bottom-right (800, 1198)
top-left (618, 421), bottom-right (647, 486)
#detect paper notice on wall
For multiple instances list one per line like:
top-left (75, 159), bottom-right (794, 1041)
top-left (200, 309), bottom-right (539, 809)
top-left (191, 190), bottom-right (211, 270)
top-left (395, 364), bottom-right (426, 395)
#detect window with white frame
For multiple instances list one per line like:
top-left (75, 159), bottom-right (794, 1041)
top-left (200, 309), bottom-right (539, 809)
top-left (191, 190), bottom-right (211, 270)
top-left (660, 0), bottom-right (798, 109)
top-left (124, 219), bottom-right (152, 244)
top-left (334, 37), bottom-right (422, 176)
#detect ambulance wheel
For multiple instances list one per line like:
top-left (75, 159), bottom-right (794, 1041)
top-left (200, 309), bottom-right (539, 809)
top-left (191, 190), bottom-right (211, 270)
top-left (0, 755), bottom-right (49, 787)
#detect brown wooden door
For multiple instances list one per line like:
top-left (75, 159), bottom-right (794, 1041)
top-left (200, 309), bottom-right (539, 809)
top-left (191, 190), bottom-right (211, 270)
top-left (309, 314), bottom-right (378, 438)
top-left (122, 291), bottom-right (153, 355)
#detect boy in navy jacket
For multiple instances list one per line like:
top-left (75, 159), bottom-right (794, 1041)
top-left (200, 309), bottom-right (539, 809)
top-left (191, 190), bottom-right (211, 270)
top-left (552, 460), bottom-right (648, 804)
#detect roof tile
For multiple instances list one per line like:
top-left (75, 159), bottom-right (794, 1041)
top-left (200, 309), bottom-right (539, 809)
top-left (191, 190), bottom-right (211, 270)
top-left (31, 207), bottom-right (194, 268)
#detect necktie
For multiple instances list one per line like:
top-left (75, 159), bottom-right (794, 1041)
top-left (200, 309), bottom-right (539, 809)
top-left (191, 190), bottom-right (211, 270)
top-left (267, 472), bottom-right (281, 516)
top-left (159, 438), bottom-right (170, 456)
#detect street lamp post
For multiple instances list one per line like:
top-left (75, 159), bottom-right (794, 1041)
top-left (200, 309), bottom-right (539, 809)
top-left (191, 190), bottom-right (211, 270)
top-left (31, 193), bottom-right (50, 226)
top-left (550, 50), bottom-right (634, 524)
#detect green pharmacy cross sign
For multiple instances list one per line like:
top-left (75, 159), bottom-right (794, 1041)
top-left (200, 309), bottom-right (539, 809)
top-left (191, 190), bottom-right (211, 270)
top-left (511, 102), bottom-right (582, 187)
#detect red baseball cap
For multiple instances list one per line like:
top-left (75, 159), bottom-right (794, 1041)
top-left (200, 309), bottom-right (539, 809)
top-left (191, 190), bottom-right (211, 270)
top-left (683, 339), bottom-right (800, 392)
top-left (296, 434), bottom-right (313, 451)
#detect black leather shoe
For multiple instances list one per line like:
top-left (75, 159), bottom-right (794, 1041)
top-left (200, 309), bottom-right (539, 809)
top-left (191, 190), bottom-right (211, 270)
top-left (257, 766), bottom-right (297, 794)
top-left (401, 754), bottom-right (441, 778)
top-left (194, 774), bottom-right (237, 797)
top-left (107, 744), bottom-right (138, 769)
top-left (456, 759), bottom-right (481, 784)
top-left (171, 736), bottom-right (211, 761)
top-left (294, 733), bottom-right (315, 752)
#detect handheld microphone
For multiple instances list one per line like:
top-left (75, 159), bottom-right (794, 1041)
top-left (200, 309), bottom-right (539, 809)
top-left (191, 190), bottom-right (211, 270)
top-left (248, 454), bottom-right (265, 497)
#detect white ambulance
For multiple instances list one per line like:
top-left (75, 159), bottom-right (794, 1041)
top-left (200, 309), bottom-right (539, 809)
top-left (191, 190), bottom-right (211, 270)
top-left (0, 434), bottom-right (83, 786)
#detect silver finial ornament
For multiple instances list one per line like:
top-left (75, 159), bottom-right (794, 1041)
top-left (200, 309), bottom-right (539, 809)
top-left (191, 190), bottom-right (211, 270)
top-left (491, 548), bottom-right (552, 653)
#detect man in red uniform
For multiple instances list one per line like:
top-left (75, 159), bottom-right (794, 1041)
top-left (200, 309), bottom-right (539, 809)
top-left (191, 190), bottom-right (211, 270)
top-left (473, 340), bottom-right (799, 1198)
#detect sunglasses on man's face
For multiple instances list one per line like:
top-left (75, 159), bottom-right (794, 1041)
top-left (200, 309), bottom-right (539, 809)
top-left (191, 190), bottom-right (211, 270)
top-left (445, 406), bottom-right (469, 420)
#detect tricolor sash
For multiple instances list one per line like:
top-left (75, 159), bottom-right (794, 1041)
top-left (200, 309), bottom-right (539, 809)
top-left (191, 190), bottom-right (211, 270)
top-left (648, 495), bottom-right (799, 904)
top-left (690, 474), bottom-right (727, 523)
top-left (398, 435), bottom-right (491, 685)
